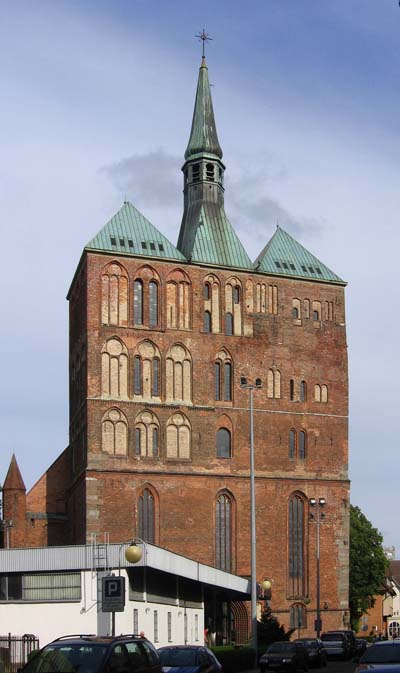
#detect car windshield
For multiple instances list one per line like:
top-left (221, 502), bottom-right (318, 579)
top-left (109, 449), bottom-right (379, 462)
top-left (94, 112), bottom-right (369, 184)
top-left (23, 644), bottom-right (108, 673)
top-left (322, 634), bottom-right (342, 641)
top-left (268, 643), bottom-right (295, 653)
top-left (302, 641), bottom-right (317, 649)
top-left (158, 649), bottom-right (198, 667)
top-left (361, 644), bottom-right (400, 663)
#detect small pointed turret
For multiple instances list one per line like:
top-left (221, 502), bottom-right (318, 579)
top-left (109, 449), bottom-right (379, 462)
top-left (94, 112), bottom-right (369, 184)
top-left (177, 58), bottom-right (252, 270)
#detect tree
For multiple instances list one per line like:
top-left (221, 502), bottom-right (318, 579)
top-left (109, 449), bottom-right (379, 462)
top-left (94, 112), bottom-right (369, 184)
top-left (349, 504), bottom-right (388, 630)
top-left (257, 605), bottom-right (293, 647)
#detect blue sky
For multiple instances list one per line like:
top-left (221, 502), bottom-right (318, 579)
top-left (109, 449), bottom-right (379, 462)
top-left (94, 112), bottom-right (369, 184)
top-left (1, 0), bottom-right (399, 551)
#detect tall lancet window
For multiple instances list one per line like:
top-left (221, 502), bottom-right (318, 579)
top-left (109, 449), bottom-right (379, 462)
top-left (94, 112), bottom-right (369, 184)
top-left (288, 494), bottom-right (305, 597)
top-left (216, 493), bottom-right (232, 572)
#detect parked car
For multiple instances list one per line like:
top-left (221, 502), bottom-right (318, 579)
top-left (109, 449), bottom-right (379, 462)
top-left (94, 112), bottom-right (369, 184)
top-left (294, 639), bottom-right (327, 668)
top-left (320, 631), bottom-right (350, 660)
top-left (259, 641), bottom-right (309, 672)
top-left (19, 634), bottom-right (162, 673)
top-left (354, 640), bottom-right (400, 672)
top-left (157, 646), bottom-right (222, 673)
top-left (327, 629), bottom-right (356, 656)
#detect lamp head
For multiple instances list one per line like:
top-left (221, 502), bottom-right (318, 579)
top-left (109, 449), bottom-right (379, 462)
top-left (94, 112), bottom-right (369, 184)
top-left (125, 543), bottom-right (142, 564)
top-left (255, 378), bottom-right (262, 388)
top-left (319, 498), bottom-right (326, 507)
top-left (262, 578), bottom-right (272, 591)
top-left (309, 498), bottom-right (316, 506)
top-left (240, 376), bottom-right (247, 387)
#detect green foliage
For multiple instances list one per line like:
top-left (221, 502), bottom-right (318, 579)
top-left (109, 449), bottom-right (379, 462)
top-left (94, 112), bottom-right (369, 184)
top-left (349, 504), bottom-right (388, 630)
top-left (258, 606), bottom-right (293, 646)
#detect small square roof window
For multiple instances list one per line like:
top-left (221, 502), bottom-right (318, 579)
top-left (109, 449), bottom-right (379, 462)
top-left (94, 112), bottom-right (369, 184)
top-left (282, 262), bottom-right (288, 269)
top-left (275, 261), bottom-right (281, 268)
top-left (141, 241), bottom-right (148, 250)
top-left (308, 266), bottom-right (315, 273)
top-left (290, 263), bottom-right (296, 270)
top-left (150, 242), bottom-right (156, 251)
top-left (315, 267), bottom-right (322, 274)
top-left (128, 239), bottom-right (134, 248)
top-left (110, 236), bottom-right (116, 246)
top-left (119, 238), bottom-right (125, 246)
top-left (158, 243), bottom-right (164, 252)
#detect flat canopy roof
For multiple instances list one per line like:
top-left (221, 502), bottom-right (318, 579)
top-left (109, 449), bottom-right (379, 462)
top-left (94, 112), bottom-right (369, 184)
top-left (0, 542), bottom-right (251, 601)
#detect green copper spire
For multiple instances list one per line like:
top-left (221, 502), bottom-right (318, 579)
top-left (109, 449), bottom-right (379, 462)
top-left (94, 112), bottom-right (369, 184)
top-left (177, 59), bottom-right (252, 269)
top-left (185, 57), bottom-right (223, 160)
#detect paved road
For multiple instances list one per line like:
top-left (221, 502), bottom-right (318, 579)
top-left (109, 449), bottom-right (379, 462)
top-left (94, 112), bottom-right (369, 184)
top-left (240, 660), bottom-right (356, 673)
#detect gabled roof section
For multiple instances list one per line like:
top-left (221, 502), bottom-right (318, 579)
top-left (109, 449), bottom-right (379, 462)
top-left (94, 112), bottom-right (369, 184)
top-left (179, 202), bottom-right (253, 270)
top-left (3, 454), bottom-right (26, 492)
top-left (85, 201), bottom-right (186, 261)
top-left (185, 57), bottom-right (223, 161)
top-left (255, 226), bottom-right (345, 284)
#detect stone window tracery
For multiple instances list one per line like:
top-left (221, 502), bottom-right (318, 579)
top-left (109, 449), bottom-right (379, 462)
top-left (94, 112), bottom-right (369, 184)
top-left (133, 341), bottom-right (161, 401)
top-left (166, 269), bottom-right (191, 330)
top-left (101, 338), bottom-right (128, 398)
top-left (102, 408), bottom-right (128, 455)
top-left (267, 369), bottom-right (281, 399)
top-left (133, 267), bottom-right (161, 328)
top-left (166, 412), bottom-right (191, 459)
top-left (166, 344), bottom-right (192, 403)
top-left (203, 274), bottom-right (220, 333)
top-left (225, 277), bottom-right (242, 335)
top-left (134, 410), bottom-right (160, 458)
top-left (101, 262), bottom-right (128, 326)
top-left (215, 350), bottom-right (233, 402)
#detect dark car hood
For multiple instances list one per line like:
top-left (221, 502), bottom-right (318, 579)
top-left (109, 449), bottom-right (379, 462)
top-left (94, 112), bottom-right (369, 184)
top-left (162, 667), bottom-right (200, 673)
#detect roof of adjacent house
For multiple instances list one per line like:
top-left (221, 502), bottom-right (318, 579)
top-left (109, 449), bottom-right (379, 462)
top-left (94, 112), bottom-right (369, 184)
top-left (255, 226), bottom-right (345, 284)
top-left (85, 201), bottom-right (185, 261)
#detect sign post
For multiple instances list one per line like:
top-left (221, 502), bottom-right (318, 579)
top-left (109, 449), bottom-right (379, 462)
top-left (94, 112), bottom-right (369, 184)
top-left (102, 575), bottom-right (126, 635)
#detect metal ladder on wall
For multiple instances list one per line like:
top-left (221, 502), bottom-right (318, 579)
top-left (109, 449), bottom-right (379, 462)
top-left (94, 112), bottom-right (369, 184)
top-left (91, 532), bottom-right (111, 576)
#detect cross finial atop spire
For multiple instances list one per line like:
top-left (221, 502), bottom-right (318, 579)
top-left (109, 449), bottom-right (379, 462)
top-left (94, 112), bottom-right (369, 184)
top-left (195, 29), bottom-right (212, 59)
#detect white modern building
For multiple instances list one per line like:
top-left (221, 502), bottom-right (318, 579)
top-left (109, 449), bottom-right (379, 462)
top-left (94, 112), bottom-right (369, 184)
top-left (0, 540), bottom-right (251, 650)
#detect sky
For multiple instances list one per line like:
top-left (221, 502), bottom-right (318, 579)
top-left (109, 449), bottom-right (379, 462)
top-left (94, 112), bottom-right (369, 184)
top-left (1, 0), bottom-right (399, 551)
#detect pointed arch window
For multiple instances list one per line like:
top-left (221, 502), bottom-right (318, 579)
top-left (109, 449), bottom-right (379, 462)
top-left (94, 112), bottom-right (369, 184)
top-left (134, 341), bottom-right (161, 400)
top-left (225, 278), bottom-right (242, 335)
top-left (290, 604), bottom-right (307, 629)
top-left (166, 344), bottom-right (192, 403)
top-left (101, 263), bottom-right (128, 326)
top-left (166, 413), bottom-right (191, 459)
top-left (288, 494), bottom-right (305, 597)
top-left (149, 281), bottom-right (158, 328)
top-left (204, 283), bottom-right (211, 300)
top-left (215, 351), bottom-right (233, 402)
top-left (267, 369), bottom-right (281, 399)
top-left (299, 431), bottom-right (307, 459)
top-left (134, 411), bottom-right (160, 458)
top-left (134, 280), bottom-right (144, 325)
top-left (290, 379), bottom-right (295, 401)
top-left (102, 408), bottom-right (128, 456)
top-left (101, 338), bottom-right (128, 398)
top-left (216, 493), bottom-right (232, 572)
top-left (217, 428), bottom-right (232, 458)
top-left (204, 275), bottom-right (220, 333)
top-left (300, 381), bottom-right (307, 402)
top-left (166, 270), bottom-right (191, 330)
top-left (138, 489), bottom-right (155, 543)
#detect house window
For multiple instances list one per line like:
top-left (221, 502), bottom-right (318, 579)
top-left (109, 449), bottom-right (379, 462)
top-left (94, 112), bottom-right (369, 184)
top-left (233, 286), bottom-right (240, 304)
top-left (134, 341), bottom-right (161, 400)
top-left (152, 359), bottom-right (160, 397)
top-left (134, 356), bottom-right (142, 395)
top-left (204, 283), bottom-right (211, 300)
top-left (101, 262), bottom-right (128, 327)
top-left (102, 408), bottom-right (128, 455)
top-left (292, 299), bottom-right (301, 322)
top-left (217, 428), bottom-right (231, 458)
top-left (138, 489), bottom-right (155, 543)
top-left (133, 608), bottom-right (139, 633)
top-left (166, 344), bottom-right (192, 403)
top-left (216, 493), bottom-right (232, 571)
top-left (288, 495), bottom-right (305, 597)
top-left (101, 337), bottom-right (128, 398)
top-left (168, 612), bottom-right (172, 642)
top-left (154, 610), bottom-right (159, 642)
top-left (0, 573), bottom-right (81, 602)
top-left (290, 379), bottom-right (295, 401)
top-left (215, 362), bottom-right (221, 401)
top-left (215, 354), bottom-right (233, 402)
top-left (224, 362), bottom-right (232, 401)
top-left (204, 275), bottom-right (221, 333)
top-left (135, 428), bottom-right (141, 456)
top-left (300, 381), bottom-right (307, 402)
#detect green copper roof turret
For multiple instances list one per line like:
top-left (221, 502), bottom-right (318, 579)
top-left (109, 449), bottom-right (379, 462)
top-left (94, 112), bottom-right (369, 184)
top-left (185, 57), bottom-right (223, 160)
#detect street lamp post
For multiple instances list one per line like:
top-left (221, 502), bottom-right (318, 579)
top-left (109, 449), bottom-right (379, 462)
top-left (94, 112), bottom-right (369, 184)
top-left (309, 497), bottom-right (326, 638)
top-left (240, 376), bottom-right (262, 666)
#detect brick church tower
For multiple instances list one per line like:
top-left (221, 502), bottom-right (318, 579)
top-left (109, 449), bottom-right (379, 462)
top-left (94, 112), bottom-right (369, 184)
top-left (3, 55), bottom-right (350, 634)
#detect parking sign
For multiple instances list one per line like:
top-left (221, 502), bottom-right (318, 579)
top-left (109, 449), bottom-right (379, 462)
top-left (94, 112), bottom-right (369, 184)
top-left (102, 575), bottom-right (125, 612)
